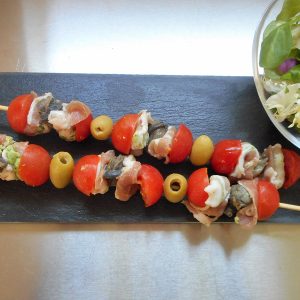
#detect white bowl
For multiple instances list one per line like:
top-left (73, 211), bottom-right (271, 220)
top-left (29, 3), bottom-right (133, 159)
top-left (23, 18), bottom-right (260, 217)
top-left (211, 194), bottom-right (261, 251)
top-left (252, 0), bottom-right (300, 148)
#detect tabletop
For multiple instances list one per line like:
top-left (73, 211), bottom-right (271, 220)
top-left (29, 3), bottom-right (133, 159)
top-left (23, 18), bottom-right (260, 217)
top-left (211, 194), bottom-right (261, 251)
top-left (1, 1), bottom-right (300, 300)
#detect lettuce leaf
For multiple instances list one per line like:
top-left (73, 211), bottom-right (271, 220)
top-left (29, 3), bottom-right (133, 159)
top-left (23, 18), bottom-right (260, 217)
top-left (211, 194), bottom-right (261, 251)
top-left (260, 22), bottom-right (293, 68)
top-left (277, 0), bottom-right (300, 21)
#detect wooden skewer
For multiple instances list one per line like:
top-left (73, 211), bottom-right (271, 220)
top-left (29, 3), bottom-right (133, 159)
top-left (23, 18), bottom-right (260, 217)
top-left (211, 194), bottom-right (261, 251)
top-left (0, 105), bottom-right (8, 111)
top-left (279, 203), bottom-right (300, 212)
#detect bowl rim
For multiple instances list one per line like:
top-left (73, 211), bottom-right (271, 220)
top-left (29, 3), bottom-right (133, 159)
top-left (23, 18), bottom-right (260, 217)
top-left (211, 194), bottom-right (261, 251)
top-left (252, 0), bottom-right (300, 149)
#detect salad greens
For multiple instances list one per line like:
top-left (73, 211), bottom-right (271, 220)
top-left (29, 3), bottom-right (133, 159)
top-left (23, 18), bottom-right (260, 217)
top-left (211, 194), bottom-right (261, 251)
top-left (259, 0), bottom-right (300, 130)
top-left (260, 21), bottom-right (292, 69)
top-left (260, 2), bottom-right (300, 72)
top-left (276, 0), bottom-right (300, 21)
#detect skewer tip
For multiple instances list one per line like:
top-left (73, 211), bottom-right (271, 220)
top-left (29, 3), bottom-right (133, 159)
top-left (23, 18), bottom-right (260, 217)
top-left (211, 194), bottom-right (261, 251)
top-left (0, 105), bottom-right (8, 111)
top-left (279, 202), bottom-right (300, 212)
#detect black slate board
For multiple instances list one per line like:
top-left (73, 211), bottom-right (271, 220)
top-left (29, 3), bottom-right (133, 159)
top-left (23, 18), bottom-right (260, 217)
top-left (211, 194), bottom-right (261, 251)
top-left (0, 73), bottom-right (299, 223)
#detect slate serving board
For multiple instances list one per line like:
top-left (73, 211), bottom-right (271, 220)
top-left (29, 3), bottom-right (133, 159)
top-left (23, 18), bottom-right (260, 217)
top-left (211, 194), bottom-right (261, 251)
top-left (0, 73), bottom-right (299, 223)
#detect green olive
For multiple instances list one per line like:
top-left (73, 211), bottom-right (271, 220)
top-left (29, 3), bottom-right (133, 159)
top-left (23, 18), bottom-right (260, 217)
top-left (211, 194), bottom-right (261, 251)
top-left (190, 135), bottom-right (214, 166)
top-left (50, 152), bottom-right (74, 189)
top-left (90, 115), bottom-right (113, 140)
top-left (164, 173), bottom-right (187, 203)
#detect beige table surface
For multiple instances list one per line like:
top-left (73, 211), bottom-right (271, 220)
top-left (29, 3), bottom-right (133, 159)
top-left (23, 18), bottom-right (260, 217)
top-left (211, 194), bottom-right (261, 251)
top-left (1, 1), bottom-right (300, 300)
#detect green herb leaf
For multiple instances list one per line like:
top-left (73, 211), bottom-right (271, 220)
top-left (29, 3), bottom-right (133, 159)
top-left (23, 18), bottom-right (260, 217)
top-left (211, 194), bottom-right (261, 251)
top-left (263, 20), bottom-right (286, 39)
top-left (260, 22), bottom-right (293, 68)
top-left (277, 0), bottom-right (300, 21)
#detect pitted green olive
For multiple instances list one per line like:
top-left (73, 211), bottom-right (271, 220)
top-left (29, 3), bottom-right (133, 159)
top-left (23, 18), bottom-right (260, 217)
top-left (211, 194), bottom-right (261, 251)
top-left (50, 152), bottom-right (74, 189)
top-left (164, 173), bottom-right (187, 203)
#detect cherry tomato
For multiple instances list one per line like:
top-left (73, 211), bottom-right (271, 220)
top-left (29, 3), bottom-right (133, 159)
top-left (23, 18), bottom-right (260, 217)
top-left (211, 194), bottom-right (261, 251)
top-left (7, 94), bottom-right (34, 133)
top-left (137, 164), bottom-right (164, 207)
top-left (73, 155), bottom-right (100, 196)
top-left (75, 113), bottom-right (93, 142)
top-left (111, 114), bottom-right (139, 154)
top-left (18, 144), bottom-right (51, 187)
top-left (282, 149), bottom-right (300, 189)
top-left (187, 168), bottom-right (209, 207)
top-left (211, 140), bottom-right (242, 175)
top-left (257, 180), bottom-right (280, 220)
top-left (168, 124), bottom-right (193, 163)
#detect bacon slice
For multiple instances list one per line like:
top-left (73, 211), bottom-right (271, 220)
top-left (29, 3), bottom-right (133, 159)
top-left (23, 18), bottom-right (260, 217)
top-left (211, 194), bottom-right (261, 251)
top-left (66, 100), bottom-right (91, 127)
top-left (0, 166), bottom-right (17, 181)
top-left (235, 179), bottom-right (258, 229)
top-left (148, 126), bottom-right (176, 163)
top-left (24, 92), bottom-right (52, 135)
top-left (0, 134), bottom-right (6, 144)
top-left (48, 100), bottom-right (90, 135)
top-left (13, 142), bottom-right (29, 156)
top-left (93, 150), bottom-right (115, 195)
top-left (27, 93), bottom-right (52, 127)
top-left (48, 103), bottom-right (70, 131)
top-left (48, 100), bottom-right (91, 141)
top-left (115, 156), bottom-right (141, 201)
top-left (262, 144), bottom-right (285, 189)
top-left (183, 200), bottom-right (227, 226)
top-left (131, 110), bottom-right (153, 154)
top-left (235, 204), bottom-right (257, 229)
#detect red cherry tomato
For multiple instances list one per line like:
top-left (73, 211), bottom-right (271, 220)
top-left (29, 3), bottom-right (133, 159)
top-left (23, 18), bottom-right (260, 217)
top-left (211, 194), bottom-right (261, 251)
top-left (257, 180), bottom-right (280, 220)
top-left (137, 164), bottom-right (164, 207)
top-left (75, 113), bottom-right (93, 142)
top-left (282, 149), bottom-right (300, 189)
top-left (18, 144), bottom-right (51, 187)
top-left (187, 168), bottom-right (209, 207)
top-left (7, 94), bottom-right (34, 133)
top-left (73, 155), bottom-right (100, 196)
top-left (211, 140), bottom-right (242, 175)
top-left (111, 114), bottom-right (139, 154)
top-left (168, 124), bottom-right (193, 163)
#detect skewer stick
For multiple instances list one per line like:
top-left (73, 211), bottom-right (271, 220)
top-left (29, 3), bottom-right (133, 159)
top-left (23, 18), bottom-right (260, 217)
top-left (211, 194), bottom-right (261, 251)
top-left (0, 105), bottom-right (8, 111)
top-left (279, 203), bottom-right (300, 212)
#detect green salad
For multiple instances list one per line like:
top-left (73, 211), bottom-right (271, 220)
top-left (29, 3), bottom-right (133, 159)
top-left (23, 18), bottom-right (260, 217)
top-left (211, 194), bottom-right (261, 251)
top-left (259, 0), bottom-right (300, 131)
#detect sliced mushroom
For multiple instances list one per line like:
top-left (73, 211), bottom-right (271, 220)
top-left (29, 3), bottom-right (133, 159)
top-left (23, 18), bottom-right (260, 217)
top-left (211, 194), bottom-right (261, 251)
top-left (224, 184), bottom-right (252, 218)
top-left (148, 120), bottom-right (168, 144)
top-left (40, 98), bottom-right (64, 122)
top-left (104, 155), bottom-right (126, 179)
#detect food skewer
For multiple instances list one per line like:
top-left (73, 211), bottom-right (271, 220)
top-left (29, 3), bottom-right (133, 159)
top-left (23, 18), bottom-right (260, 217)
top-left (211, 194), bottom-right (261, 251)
top-left (0, 134), bottom-right (164, 207)
top-left (279, 203), bottom-right (300, 212)
top-left (1, 92), bottom-right (215, 166)
top-left (2, 93), bottom-right (195, 163)
top-left (0, 134), bottom-right (299, 227)
top-left (1, 94), bottom-right (300, 186)
top-left (1, 95), bottom-right (300, 181)
top-left (111, 111), bottom-right (193, 164)
top-left (1, 93), bottom-right (93, 142)
top-left (180, 168), bottom-right (300, 229)
top-left (72, 150), bottom-right (163, 207)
